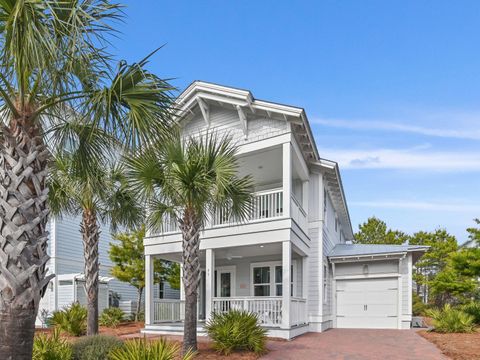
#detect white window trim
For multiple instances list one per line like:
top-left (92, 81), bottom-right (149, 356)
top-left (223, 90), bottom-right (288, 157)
top-left (215, 266), bottom-right (236, 297)
top-left (250, 261), bottom-right (297, 297)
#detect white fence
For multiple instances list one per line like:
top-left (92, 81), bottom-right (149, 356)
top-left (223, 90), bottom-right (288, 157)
top-left (212, 297), bottom-right (283, 327)
top-left (290, 297), bottom-right (307, 326)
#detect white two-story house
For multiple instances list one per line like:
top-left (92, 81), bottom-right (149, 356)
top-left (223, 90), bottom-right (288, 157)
top-left (142, 81), bottom-right (428, 339)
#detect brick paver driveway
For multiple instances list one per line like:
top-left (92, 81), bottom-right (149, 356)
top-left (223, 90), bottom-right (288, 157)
top-left (261, 329), bottom-right (447, 360)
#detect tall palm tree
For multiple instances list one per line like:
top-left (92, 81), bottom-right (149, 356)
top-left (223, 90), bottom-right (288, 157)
top-left (0, 1), bottom-right (173, 357)
top-left (126, 130), bottom-right (254, 354)
top-left (48, 125), bottom-right (142, 335)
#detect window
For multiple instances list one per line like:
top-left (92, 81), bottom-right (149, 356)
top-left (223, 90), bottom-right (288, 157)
top-left (252, 262), bottom-right (296, 297)
top-left (253, 267), bottom-right (270, 296)
top-left (274, 265), bottom-right (294, 296)
top-left (335, 217), bottom-right (338, 232)
top-left (323, 189), bottom-right (327, 215)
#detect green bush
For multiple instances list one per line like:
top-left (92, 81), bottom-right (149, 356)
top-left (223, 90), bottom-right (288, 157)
top-left (33, 329), bottom-right (73, 360)
top-left (412, 293), bottom-right (427, 316)
top-left (73, 335), bottom-right (123, 360)
top-left (461, 302), bottom-right (480, 325)
top-left (426, 304), bottom-right (475, 333)
top-left (108, 338), bottom-right (195, 360)
top-left (99, 307), bottom-right (125, 328)
top-left (205, 310), bottom-right (267, 355)
top-left (52, 302), bottom-right (87, 336)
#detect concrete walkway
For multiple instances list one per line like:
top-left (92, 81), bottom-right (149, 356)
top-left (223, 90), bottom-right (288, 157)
top-left (261, 329), bottom-right (448, 360)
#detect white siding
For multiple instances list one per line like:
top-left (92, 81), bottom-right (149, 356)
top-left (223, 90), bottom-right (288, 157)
top-left (182, 106), bottom-right (288, 147)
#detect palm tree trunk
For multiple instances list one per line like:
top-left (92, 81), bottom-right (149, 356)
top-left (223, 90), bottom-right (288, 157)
top-left (180, 211), bottom-right (201, 354)
top-left (0, 123), bottom-right (52, 360)
top-left (135, 287), bottom-right (143, 322)
top-left (81, 209), bottom-right (100, 336)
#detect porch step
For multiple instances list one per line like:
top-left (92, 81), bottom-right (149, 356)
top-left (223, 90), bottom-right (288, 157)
top-left (143, 323), bottom-right (207, 336)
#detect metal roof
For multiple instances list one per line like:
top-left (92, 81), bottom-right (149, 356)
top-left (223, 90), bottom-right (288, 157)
top-left (328, 244), bottom-right (429, 258)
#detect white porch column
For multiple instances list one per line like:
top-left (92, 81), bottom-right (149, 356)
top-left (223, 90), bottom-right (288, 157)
top-left (145, 254), bottom-right (154, 326)
top-left (283, 142), bottom-right (292, 218)
top-left (281, 241), bottom-right (291, 329)
top-left (180, 264), bottom-right (185, 301)
top-left (205, 249), bottom-right (215, 320)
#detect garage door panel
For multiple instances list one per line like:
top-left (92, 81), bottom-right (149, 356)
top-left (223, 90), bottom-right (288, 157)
top-left (336, 277), bottom-right (399, 329)
top-left (365, 290), bottom-right (397, 304)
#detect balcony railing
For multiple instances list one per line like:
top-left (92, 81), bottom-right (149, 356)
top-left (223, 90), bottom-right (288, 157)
top-left (153, 299), bottom-right (185, 323)
top-left (212, 297), bottom-right (283, 327)
top-left (154, 188), bottom-right (311, 235)
top-left (290, 297), bottom-right (308, 326)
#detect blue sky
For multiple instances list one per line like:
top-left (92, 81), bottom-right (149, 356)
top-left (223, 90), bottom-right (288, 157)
top-left (115, 0), bottom-right (480, 243)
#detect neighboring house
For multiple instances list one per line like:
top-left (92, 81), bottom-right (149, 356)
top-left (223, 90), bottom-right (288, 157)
top-left (37, 215), bottom-right (179, 325)
top-left (142, 81), bottom-right (428, 339)
top-left (461, 238), bottom-right (479, 249)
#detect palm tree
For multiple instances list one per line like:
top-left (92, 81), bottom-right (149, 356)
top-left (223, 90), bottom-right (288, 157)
top-left (48, 125), bottom-right (143, 335)
top-left (126, 130), bottom-right (254, 354)
top-left (0, 1), bottom-right (173, 357)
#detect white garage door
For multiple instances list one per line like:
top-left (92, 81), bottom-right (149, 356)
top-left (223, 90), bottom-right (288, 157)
top-left (336, 277), bottom-right (398, 329)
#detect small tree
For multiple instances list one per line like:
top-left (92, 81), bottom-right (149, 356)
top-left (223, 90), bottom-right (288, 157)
top-left (354, 217), bottom-right (409, 244)
top-left (109, 226), bottom-right (180, 321)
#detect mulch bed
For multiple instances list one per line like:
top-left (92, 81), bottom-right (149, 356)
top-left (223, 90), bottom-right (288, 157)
top-left (419, 330), bottom-right (480, 360)
top-left (36, 322), bottom-right (265, 359)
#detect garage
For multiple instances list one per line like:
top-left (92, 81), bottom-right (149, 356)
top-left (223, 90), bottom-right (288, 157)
top-left (336, 277), bottom-right (398, 329)
top-left (328, 244), bottom-right (430, 330)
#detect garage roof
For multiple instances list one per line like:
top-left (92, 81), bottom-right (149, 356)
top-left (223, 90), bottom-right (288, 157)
top-left (328, 244), bottom-right (429, 263)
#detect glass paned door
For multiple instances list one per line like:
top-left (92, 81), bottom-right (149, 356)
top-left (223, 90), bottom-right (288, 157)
top-left (220, 272), bottom-right (231, 297)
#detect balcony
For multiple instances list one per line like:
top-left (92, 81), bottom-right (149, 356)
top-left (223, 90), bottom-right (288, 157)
top-left (157, 188), bottom-right (308, 235)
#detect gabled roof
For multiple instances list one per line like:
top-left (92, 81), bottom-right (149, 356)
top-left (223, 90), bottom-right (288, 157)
top-left (175, 80), bottom-right (319, 161)
top-left (328, 244), bottom-right (429, 264)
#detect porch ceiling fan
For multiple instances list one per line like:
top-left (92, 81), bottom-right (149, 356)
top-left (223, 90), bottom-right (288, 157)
top-left (226, 252), bottom-right (243, 261)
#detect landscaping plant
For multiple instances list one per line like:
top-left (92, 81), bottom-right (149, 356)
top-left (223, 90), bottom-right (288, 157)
top-left (108, 338), bottom-right (195, 360)
top-left (461, 302), bottom-right (480, 325)
top-left (205, 310), bottom-right (267, 355)
top-left (0, 1), bottom-right (174, 356)
top-left (99, 307), bottom-right (125, 328)
top-left (126, 131), bottom-right (254, 354)
top-left (33, 329), bottom-right (73, 360)
top-left (73, 335), bottom-right (123, 360)
top-left (426, 304), bottom-right (475, 333)
top-left (52, 303), bottom-right (87, 337)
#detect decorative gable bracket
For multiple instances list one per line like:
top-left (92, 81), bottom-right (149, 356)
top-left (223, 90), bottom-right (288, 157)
top-left (236, 105), bottom-right (248, 139)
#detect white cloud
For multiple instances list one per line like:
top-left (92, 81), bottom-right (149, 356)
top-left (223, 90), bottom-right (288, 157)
top-left (350, 200), bottom-right (480, 213)
top-left (322, 146), bottom-right (480, 171)
top-left (312, 117), bottom-right (480, 140)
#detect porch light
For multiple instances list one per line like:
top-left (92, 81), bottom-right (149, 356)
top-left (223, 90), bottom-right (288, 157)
top-left (260, 245), bottom-right (264, 248)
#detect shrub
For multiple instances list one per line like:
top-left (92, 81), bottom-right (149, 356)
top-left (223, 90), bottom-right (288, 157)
top-left (33, 329), bottom-right (73, 360)
top-left (426, 304), bottom-right (475, 333)
top-left (52, 302), bottom-right (87, 336)
top-left (461, 302), bottom-right (480, 325)
top-left (412, 293), bottom-right (427, 316)
top-left (73, 335), bottom-right (123, 360)
top-left (205, 310), bottom-right (267, 355)
top-left (99, 307), bottom-right (125, 328)
top-left (109, 338), bottom-right (195, 360)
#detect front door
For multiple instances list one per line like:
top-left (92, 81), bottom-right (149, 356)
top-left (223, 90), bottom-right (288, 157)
top-left (216, 266), bottom-right (236, 297)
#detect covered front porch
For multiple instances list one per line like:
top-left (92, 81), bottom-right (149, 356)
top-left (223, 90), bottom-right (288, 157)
top-left (144, 242), bottom-right (309, 339)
